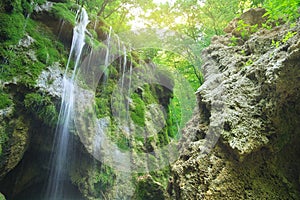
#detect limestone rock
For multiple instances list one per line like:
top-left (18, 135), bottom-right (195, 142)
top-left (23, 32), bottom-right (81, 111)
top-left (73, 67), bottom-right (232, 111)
top-left (17, 34), bottom-right (35, 48)
top-left (171, 13), bottom-right (300, 200)
top-left (224, 8), bottom-right (267, 34)
top-left (36, 62), bottom-right (64, 98)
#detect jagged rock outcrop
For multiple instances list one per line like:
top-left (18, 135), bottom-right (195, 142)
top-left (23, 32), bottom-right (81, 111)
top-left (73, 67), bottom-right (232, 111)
top-left (170, 9), bottom-right (300, 199)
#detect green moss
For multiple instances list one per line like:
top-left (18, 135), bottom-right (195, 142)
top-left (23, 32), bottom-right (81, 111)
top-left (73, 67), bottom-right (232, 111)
top-left (130, 93), bottom-right (145, 127)
top-left (157, 130), bottom-right (170, 146)
top-left (0, 17), bottom-right (66, 87)
top-left (93, 165), bottom-right (115, 192)
top-left (71, 160), bottom-right (115, 198)
top-left (24, 93), bottom-right (58, 126)
top-left (95, 79), bottom-right (117, 118)
top-left (150, 166), bottom-right (171, 188)
top-left (142, 84), bottom-right (157, 104)
top-left (51, 3), bottom-right (77, 26)
top-left (0, 13), bottom-right (25, 45)
top-left (133, 175), bottom-right (165, 200)
top-left (0, 91), bottom-right (12, 109)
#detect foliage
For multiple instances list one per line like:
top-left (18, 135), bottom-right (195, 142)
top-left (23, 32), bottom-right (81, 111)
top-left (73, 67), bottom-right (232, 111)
top-left (236, 20), bottom-right (259, 40)
top-left (0, 16), bottom-right (65, 87)
top-left (134, 175), bottom-right (165, 200)
top-left (92, 165), bottom-right (115, 192)
top-left (0, 13), bottom-right (25, 45)
top-left (282, 31), bottom-right (297, 43)
top-left (24, 93), bottom-right (58, 126)
top-left (167, 96), bottom-right (181, 138)
top-left (130, 93), bottom-right (145, 127)
top-left (272, 31), bottom-right (297, 48)
top-left (263, 0), bottom-right (300, 23)
top-left (152, 51), bottom-right (202, 91)
top-left (84, 0), bottom-right (147, 33)
top-left (95, 79), bottom-right (116, 118)
top-left (245, 58), bottom-right (254, 66)
top-left (0, 91), bottom-right (12, 109)
top-left (229, 35), bottom-right (239, 46)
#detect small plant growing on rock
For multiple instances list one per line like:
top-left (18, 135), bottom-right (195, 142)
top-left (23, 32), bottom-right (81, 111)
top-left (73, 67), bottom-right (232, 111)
top-left (271, 31), bottom-right (297, 48)
top-left (245, 59), bottom-right (254, 66)
top-left (236, 20), bottom-right (258, 40)
top-left (282, 31), bottom-right (297, 43)
top-left (229, 35), bottom-right (238, 46)
top-left (271, 39), bottom-right (280, 48)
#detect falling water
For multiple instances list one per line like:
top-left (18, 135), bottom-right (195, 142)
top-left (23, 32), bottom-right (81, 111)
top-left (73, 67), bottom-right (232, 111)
top-left (127, 52), bottom-right (133, 122)
top-left (103, 26), bottom-right (112, 82)
top-left (121, 46), bottom-right (127, 89)
top-left (45, 7), bottom-right (89, 199)
top-left (117, 35), bottom-right (122, 73)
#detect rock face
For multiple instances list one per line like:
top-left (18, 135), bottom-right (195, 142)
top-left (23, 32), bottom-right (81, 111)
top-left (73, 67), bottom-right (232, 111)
top-left (0, 106), bottom-right (30, 180)
top-left (170, 10), bottom-right (300, 199)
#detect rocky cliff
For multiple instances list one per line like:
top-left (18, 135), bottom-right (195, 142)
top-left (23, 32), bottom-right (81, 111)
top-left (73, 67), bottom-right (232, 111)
top-left (170, 9), bottom-right (300, 199)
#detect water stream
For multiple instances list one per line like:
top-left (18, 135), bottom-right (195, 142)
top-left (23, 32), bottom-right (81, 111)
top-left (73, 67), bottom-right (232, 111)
top-left (103, 26), bottom-right (112, 82)
top-left (45, 7), bottom-right (89, 200)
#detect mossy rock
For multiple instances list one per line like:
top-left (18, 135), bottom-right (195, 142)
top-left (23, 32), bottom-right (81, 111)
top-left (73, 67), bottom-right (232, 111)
top-left (0, 13), bottom-right (25, 45)
top-left (50, 3), bottom-right (77, 26)
top-left (0, 116), bottom-right (29, 179)
top-left (70, 155), bottom-right (115, 199)
top-left (0, 92), bottom-right (12, 110)
top-left (24, 92), bottom-right (58, 126)
top-left (133, 174), bottom-right (166, 200)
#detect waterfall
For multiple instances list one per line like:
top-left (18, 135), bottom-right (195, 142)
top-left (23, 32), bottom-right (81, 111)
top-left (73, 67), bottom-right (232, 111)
top-left (117, 35), bottom-right (122, 73)
top-left (121, 46), bottom-right (127, 89)
top-left (127, 52), bottom-right (133, 122)
top-left (103, 26), bottom-right (112, 82)
top-left (45, 7), bottom-right (89, 199)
